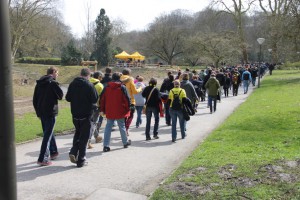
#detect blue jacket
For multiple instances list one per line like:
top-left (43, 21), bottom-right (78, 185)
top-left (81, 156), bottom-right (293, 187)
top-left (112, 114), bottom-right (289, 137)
top-left (242, 71), bottom-right (252, 82)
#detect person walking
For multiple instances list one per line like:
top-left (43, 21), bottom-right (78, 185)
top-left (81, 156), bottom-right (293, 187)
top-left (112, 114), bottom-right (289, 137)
top-left (223, 73), bottom-right (231, 97)
top-left (180, 73), bottom-right (199, 111)
top-left (120, 68), bottom-right (142, 136)
top-left (134, 76), bottom-right (146, 128)
top-left (87, 71), bottom-right (104, 149)
top-left (167, 80), bottom-right (187, 142)
top-left (33, 66), bottom-right (63, 166)
top-left (66, 68), bottom-right (98, 167)
top-left (205, 73), bottom-right (220, 114)
top-left (142, 78), bottom-right (161, 141)
top-left (100, 72), bottom-right (132, 152)
top-left (241, 68), bottom-right (252, 94)
top-left (160, 73), bottom-right (174, 126)
top-left (231, 68), bottom-right (241, 96)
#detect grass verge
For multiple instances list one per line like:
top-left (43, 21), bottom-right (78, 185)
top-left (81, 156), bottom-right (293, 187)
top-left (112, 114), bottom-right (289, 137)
top-left (150, 70), bottom-right (300, 200)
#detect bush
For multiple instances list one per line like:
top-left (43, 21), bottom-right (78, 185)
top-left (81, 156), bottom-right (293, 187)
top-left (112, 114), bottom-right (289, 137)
top-left (16, 57), bottom-right (61, 65)
top-left (278, 61), bottom-right (300, 70)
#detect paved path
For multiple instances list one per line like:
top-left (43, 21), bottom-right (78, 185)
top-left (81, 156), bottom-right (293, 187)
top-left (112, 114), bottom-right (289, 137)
top-left (16, 86), bottom-right (253, 200)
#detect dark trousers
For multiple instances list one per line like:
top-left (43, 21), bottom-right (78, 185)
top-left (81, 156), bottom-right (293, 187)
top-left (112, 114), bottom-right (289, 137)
top-left (38, 116), bottom-right (57, 162)
top-left (224, 88), bottom-right (229, 97)
top-left (232, 84), bottom-right (239, 96)
top-left (164, 102), bottom-right (171, 125)
top-left (145, 106), bottom-right (159, 138)
top-left (208, 96), bottom-right (217, 113)
top-left (70, 117), bottom-right (91, 164)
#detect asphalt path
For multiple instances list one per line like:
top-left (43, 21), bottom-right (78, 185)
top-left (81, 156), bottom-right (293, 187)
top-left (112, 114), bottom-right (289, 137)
top-left (16, 86), bottom-right (253, 200)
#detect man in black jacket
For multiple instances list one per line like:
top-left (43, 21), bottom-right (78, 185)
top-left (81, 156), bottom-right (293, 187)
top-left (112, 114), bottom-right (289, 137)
top-left (66, 68), bottom-right (98, 167)
top-left (33, 66), bottom-right (63, 166)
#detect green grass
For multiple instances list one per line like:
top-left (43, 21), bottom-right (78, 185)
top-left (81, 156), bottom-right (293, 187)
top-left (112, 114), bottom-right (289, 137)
top-left (151, 70), bottom-right (300, 200)
top-left (15, 104), bottom-right (74, 143)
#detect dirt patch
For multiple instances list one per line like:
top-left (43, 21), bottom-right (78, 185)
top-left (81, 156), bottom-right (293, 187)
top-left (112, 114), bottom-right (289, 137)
top-left (166, 182), bottom-right (211, 196)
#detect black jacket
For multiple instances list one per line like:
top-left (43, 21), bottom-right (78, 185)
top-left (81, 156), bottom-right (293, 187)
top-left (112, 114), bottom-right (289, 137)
top-left (160, 78), bottom-right (174, 93)
top-left (101, 73), bottom-right (112, 87)
top-left (33, 75), bottom-right (63, 117)
top-left (142, 86), bottom-right (161, 109)
top-left (66, 77), bottom-right (98, 118)
top-left (182, 97), bottom-right (195, 121)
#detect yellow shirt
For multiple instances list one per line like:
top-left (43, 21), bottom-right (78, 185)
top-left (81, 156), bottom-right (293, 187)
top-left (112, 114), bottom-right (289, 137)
top-left (168, 87), bottom-right (186, 108)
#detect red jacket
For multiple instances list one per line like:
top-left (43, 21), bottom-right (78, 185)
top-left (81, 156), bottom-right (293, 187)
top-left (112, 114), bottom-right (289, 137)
top-left (100, 81), bottom-right (130, 119)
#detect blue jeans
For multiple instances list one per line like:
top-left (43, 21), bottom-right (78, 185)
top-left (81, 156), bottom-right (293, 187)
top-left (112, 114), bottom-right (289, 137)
top-left (103, 118), bottom-right (128, 147)
top-left (252, 77), bottom-right (256, 86)
top-left (169, 108), bottom-right (185, 140)
top-left (145, 106), bottom-right (159, 138)
top-left (135, 106), bottom-right (143, 127)
top-left (38, 116), bottom-right (57, 162)
top-left (243, 80), bottom-right (250, 93)
top-left (208, 96), bottom-right (217, 113)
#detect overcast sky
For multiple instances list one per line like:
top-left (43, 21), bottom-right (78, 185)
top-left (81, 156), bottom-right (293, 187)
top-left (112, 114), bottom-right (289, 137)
top-left (62, 0), bottom-right (211, 37)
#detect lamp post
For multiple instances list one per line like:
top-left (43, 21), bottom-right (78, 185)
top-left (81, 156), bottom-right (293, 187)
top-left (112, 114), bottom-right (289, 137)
top-left (257, 38), bottom-right (265, 88)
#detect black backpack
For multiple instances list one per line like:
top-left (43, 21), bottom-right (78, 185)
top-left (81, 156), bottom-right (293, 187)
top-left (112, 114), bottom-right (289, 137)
top-left (243, 73), bottom-right (249, 80)
top-left (171, 90), bottom-right (182, 110)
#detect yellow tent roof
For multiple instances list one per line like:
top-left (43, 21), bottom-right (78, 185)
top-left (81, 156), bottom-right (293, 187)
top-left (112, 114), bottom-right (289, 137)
top-left (130, 51), bottom-right (145, 60)
top-left (115, 51), bottom-right (130, 60)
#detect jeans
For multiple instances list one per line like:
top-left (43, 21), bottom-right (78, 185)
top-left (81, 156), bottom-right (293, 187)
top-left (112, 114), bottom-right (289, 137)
top-left (164, 102), bottom-right (171, 125)
top-left (145, 106), bottom-right (159, 138)
top-left (169, 108), bottom-right (185, 140)
top-left (103, 118), bottom-right (128, 147)
top-left (70, 117), bottom-right (91, 164)
top-left (135, 106), bottom-right (143, 127)
top-left (89, 109), bottom-right (100, 139)
top-left (38, 116), bottom-right (57, 162)
top-left (208, 96), bottom-right (217, 113)
top-left (252, 77), bottom-right (256, 86)
top-left (243, 80), bottom-right (250, 93)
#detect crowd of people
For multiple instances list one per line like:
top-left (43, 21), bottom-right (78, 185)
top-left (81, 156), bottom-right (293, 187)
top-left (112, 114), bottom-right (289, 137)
top-left (33, 63), bottom-right (272, 167)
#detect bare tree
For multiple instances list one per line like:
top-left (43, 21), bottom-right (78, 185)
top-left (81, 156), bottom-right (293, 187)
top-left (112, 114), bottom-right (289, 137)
top-left (9, 0), bottom-right (56, 61)
top-left (212, 0), bottom-right (255, 63)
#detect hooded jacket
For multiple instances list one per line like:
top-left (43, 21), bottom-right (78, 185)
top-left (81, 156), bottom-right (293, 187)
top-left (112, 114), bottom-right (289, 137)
top-left (33, 75), bottom-right (63, 117)
top-left (205, 77), bottom-right (220, 96)
top-left (120, 75), bottom-right (142, 105)
top-left (100, 81), bottom-right (130, 119)
top-left (66, 77), bottom-right (98, 118)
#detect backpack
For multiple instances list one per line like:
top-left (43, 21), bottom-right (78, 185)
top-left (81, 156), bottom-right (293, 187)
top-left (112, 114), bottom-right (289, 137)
top-left (243, 73), bottom-right (249, 80)
top-left (232, 74), bottom-right (238, 84)
top-left (171, 89), bottom-right (182, 110)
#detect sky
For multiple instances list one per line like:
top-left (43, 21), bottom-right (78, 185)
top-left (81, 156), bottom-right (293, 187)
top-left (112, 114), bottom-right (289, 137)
top-left (62, 0), bottom-right (211, 37)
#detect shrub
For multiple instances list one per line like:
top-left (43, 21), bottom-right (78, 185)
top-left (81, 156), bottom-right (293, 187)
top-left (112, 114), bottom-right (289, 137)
top-left (278, 61), bottom-right (300, 70)
top-left (16, 57), bottom-right (61, 65)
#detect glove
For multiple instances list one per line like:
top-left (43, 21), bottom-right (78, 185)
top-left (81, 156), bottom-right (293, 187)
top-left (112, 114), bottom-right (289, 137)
top-left (130, 104), bottom-right (135, 112)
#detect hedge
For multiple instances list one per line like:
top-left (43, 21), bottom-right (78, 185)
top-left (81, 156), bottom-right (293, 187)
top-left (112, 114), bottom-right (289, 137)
top-left (16, 57), bottom-right (61, 65)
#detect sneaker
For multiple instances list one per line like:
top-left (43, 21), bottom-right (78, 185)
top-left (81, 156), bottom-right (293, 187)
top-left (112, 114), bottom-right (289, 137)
top-left (87, 142), bottom-right (94, 149)
top-left (172, 139), bottom-right (176, 143)
top-left (146, 137), bottom-right (151, 141)
top-left (103, 146), bottom-right (110, 152)
top-left (124, 140), bottom-right (131, 148)
top-left (37, 161), bottom-right (52, 166)
top-left (153, 135), bottom-right (159, 139)
top-left (77, 160), bottom-right (88, 168)
top-left (69, 154), bottom-right (77, 164)
top-left (95, 136), bottom-right (103, 143)
top-left (50, 152), bottom-right (59, 160)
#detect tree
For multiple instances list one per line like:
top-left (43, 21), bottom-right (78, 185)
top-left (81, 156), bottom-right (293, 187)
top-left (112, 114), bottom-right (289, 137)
top-left (259, 0), bottom-right (292, 63)
top-left (92, 8), bottom-right (112, 66)
top-left (61, 40), bottom-right (82, 66)
top-left (9, 0), bottom-right (57, 61)
top-left (212, 0), bottom-right (255, 63)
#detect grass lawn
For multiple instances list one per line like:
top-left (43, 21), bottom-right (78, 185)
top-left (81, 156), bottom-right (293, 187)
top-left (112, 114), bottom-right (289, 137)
top-left (150, 70), bottom-right (300, 200)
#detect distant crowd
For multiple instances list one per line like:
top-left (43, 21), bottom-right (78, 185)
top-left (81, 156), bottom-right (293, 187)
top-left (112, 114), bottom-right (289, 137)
top-left (33, 62), bottom-right (274, 167)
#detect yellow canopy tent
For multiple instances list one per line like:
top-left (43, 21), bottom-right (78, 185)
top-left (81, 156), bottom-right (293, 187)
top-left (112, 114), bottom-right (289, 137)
top-left (130, 51), bottom-right (145, 60)
top-left (115, 51), bottom-right (130, 60)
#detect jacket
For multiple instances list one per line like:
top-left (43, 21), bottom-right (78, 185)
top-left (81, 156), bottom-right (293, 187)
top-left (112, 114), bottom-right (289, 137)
top-left (101, 73), bottom-right (112, 87)
top-left (160, 78), bottom-right (174, 93)
top-left (205, 77), bottom-right (220, 96)
top-left (100, 81), bottom-right (130, 119)
top-left (167, 88), bottom-right (187, 108)
top-left (182, 97), bottom-right (195, 121)
top-left (134, 82), bottom-right (146, 106)
top-left (120, 75), bottom-right (142, 105)
top-left (33, 75), bottom-right (63, 118)
top-left (180, 80), bottom-right (198, 102)
top-left (142, 86), bottom-right (161, 109)
top-left (66, 77), bottom-right (98, 118)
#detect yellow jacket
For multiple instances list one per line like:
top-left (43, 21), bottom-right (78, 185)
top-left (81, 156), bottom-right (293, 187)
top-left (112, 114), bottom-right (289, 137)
top-left (120, 75), bottom-right (142, 105)
top-left (89, 77), bottom-right (104, 106)
top-left (168, 87), bottom-right (186, 108)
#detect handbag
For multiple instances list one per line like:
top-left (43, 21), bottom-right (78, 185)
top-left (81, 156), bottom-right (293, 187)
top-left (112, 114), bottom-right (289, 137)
top-left (143, 87), bottom-right (155, 115)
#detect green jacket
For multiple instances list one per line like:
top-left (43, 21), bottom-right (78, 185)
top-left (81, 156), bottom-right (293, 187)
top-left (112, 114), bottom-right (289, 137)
top-left (205, 77), bottom-right (220, 96)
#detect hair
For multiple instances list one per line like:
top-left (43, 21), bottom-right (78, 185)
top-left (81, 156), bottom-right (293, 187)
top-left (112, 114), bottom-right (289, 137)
top-left (47, 66), bottom-right (58, 75)
top-left (105, 67), bottom-right (112, 74)
top-left (193, 75), bottom-right (199, 80)
top-left (93, 71), bottom-right (103, 79)
top-left (137, 76), bottom-right (144, 82)
top-left (173, 80), bottom-right (180, 87)
top-left (167, 71), bottom-right (172, 76)
top-left (186, 68), bottom-right (190, 72)
top-left (112, 72), bottom-right (121, 81)
top-left (122, 68), bottom-right (131, 75)
top-left (169, 74), bottom-right (174, 82)
top-left (81, 68), bottom-right (91, 77)
top-left (149, 77), bottom-right (157, 86)
top-left (182, 73), bottom-right (189, 80)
